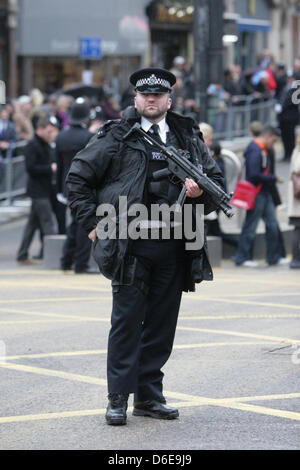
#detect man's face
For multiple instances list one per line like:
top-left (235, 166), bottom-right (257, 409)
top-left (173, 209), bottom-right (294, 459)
top-left (38, 125), bottom-right (57, 143)
top-left (134, 92), bottom-right (172, 122)
top-left (264, 134), bottom-right (278, 149)
top-left (0, 109), bottom-right (9, 121)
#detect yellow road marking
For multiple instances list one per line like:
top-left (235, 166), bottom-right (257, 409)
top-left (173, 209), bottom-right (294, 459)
top-left (0, 319), bottom-right (88, 325)
top-left (1, 305), bottom-right (300, 322)
top-left (5, 349), bottom-right (108, 360)
top-left (0, 407), bottom-right (109, 424)
top-left (0, 280), bottom-right (110, 293)
top-left (1, 362), bottom-right (300, 424)
top-left (174, 341), bottom-right (276, 349)
top-left (0, 307), bottom-right (110, 323)
top-left (186, 295), bottom-right (300, 311)
top-left (177, 326), bottom-right (300, 345)
top-left (0, 296), bottom-right (107, 304)
top-left (217, 402), bottom-right (300, 422)
top-left (179, 314), bottom-right (300, 320)
top-left (0, 268), bottom-right (107, 281)
top-left (214, 292), bottom-right (300, 299)
top-left (218, 392), bottom-right (300, 403)
top-left (0, 397), bottom-right (300, 425)
top-left (0, 362), bottom-right (107, 386)
top-left (208, 276), bottom-right (300, 287)
top-left (1, 359), bottom-right (299, 406)
top-left (4, 341), bottom-right (276, 361)
top-left (1, 308), bottom-right (299, 345)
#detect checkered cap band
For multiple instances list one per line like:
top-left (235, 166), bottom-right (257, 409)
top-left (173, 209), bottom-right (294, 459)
top-left (136, 74), bottom-right (171, 90)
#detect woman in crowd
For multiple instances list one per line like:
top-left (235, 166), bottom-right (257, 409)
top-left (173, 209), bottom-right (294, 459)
top-left (288, 129), bottom-right (300, 269)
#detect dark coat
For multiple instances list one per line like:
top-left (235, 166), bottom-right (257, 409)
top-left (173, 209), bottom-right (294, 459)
top-left (25, 133), bottom-right (53, 199)
top-left (55, 125), bottom-right (93, 197)
top-left (278, 84), bottom-right (300, 124)
top-left (66, 106), bottom-right (225, 291)
top-left (244, 141), bottom-right (277, 193)
top-left (268, 147), bottom-right (281, 206)
top-left (0, 120), bottom-right (17, 143)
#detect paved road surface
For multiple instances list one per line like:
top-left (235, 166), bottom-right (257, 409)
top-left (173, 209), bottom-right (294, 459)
top-left (0, 220), bottom-right (299, 450)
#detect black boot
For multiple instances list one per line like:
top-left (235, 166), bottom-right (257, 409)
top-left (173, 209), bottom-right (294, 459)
top-left (105, 393), bottom-right (129, 425)
top-left (133, 399), bottom-right (179, 420)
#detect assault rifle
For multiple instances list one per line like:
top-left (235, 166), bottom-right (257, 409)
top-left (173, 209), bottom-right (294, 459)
top-left (123, 122), bottom-right (233, 218)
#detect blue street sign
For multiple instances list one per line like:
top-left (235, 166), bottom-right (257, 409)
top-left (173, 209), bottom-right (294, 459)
top-left (80, 37), bottom-right (102, 59)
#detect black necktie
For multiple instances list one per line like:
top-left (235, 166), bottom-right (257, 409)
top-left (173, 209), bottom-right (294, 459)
top-left (149, 124), bottom-right (163, 144)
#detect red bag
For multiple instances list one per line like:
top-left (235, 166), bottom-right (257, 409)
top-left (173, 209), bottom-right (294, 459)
top-left (231, 167), bottom-right (268, 211)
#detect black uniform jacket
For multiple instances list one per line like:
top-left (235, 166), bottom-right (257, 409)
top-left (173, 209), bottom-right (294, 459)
top-left (66, 106), bottom-right (225, 291)
top-left (25, 133), bottom-right (53, 199)
top-left (55, 125), bottom-right (94, 197)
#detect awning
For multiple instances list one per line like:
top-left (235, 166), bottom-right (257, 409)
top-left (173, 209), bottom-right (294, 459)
top-left (237, 18), bottom-right (270, 32)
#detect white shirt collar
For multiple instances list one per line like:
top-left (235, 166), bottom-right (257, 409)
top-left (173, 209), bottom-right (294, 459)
top-left (141, 116), bottom-right (169, 144)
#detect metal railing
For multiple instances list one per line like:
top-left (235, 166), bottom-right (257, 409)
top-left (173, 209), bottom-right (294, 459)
top-left (207, 95), bottom-right (277, 141)
top-left (0, 141), bottom-right (27, 204)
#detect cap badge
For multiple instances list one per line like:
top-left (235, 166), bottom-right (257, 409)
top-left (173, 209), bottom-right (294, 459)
top-left (136, 74), bottom-right (171, 89)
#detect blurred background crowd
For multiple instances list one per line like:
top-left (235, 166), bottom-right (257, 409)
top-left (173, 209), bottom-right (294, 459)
top-left (1, 51), bottom-right (300, 152)
top-left (1, 0), bottom-right (300, 271)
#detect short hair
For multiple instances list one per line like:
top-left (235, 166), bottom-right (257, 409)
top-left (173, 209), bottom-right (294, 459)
top-left (250, 121), bottom-right (263, 137)
top-left (261, 125), bottom-right (281, 137)
top-left (36, 116), bottom-right (56, 129)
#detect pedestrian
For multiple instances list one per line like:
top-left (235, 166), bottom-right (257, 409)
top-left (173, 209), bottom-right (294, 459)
top-left (234, 125), bottom-right (289, 268)
top-left (12, 95), bottom-right (34, 141)
top-left (16, 117), bottom-right (58, 264)
top-left (199, 122), bottom-right (213, 150)
top-left (0, 106), bottom-right (17, 158)
top-left (288, 129), bottom-right (300, 269)
top-left (56, 98), bottom-right (95, 273)
top-left (55, 98), bottom-right (95, 274)
top-left (56, 95), bottom-right (73, 130)
top-left (208, 141), bottom-right (239, 248)
top-left (249, 121), bottom-right (287, 260)
top-left (199, 123), bottom-right (237, 246)
top-left (66, 67), bottom-right (224, 425)
top-left (276, 73), bottom-right (300, 161)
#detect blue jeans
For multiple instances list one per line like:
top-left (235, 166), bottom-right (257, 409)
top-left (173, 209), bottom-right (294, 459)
top-left (235, 192), bottom-right (281, 265)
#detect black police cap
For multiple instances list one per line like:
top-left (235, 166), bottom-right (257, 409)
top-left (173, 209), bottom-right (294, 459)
top-left (69, 98), bottom-right (90, 125)
top-left (130, 67), bottom-right (176, 94)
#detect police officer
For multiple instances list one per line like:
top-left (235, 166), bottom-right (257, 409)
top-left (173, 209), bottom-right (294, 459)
top-left (66, 68), bottom-right (224, 424)
top-left (55, 98), bottom-right (94, 273)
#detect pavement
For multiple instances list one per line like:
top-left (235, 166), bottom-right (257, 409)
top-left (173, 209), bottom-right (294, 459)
top-left (0, 218), bottom-right (300, 451)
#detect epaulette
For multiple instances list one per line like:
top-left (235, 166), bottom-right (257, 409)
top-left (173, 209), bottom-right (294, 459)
top-left (97, 119), bottom-right (122, 138)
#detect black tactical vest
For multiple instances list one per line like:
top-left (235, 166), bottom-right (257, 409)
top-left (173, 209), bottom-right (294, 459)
top-left (143, 128), bottom-right (182, 210)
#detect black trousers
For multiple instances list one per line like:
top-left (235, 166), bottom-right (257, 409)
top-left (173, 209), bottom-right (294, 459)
top-left (17, 198), bottom-right (56, 261)
top-left (107, 239), bottom-right (185, 402)
top-left (61, 214), bottom-right (91, 271)
top-left (279, 121), bottom-right (297, 161)
top-left (292, 226), bottom-right (300, 261)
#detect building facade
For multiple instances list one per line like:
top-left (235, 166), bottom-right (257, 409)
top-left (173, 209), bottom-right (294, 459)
top-left (225, 0), bottom-right (300, 69)
top-left (2, 0), bottom-right (300, 98)
top-left (1, 0), bottom-right (150, 97)
top-left (17, 0), bottom-right (150, 95)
